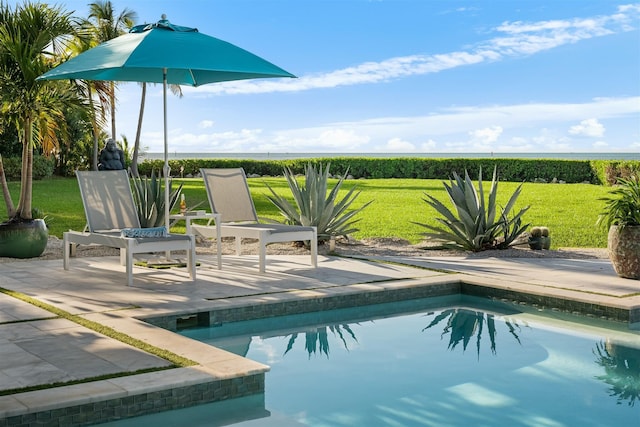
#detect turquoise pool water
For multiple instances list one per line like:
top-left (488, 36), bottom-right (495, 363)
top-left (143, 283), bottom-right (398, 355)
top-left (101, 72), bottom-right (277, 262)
top-left (106, 295), bottom-right (640, 426)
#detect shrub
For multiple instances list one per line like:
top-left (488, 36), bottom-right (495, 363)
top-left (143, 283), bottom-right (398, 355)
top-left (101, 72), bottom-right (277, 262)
top-left (264, 162), bottom-right (373, 242)
top-left (416, 166), bottom-right (530, 251)
top-left (596, 175), bottom-right (640, 230)
top-left (130, 170), bottom-right (182, 228)
top-left (1, 155), bottom-right (55, 180)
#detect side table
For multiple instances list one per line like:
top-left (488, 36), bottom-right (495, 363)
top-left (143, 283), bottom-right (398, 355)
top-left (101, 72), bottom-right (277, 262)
top-left (169, 211), bottom-right (222, 268)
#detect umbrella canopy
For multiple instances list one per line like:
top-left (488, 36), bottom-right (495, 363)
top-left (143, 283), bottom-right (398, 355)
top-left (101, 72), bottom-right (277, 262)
top-left (38, 18), bottom-right (294, 231)
top-left (40, 19), bottom-right (294, 85)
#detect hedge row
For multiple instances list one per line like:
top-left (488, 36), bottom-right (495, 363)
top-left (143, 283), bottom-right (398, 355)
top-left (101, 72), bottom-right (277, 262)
top-left (138, 157), bottom-right (640, 185)
top-left (0, 155), bottom-right (55, 180)
top-left (2, 156), bottom-right (637, 185)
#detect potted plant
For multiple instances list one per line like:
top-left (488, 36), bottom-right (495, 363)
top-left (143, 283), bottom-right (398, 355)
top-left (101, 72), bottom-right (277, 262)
top-left (596, 175), bottom-right (640, 280)
top-left (528, 226), bottom-right (543, 250)
top-left (540, 226), bottom-right (551, 250)
top-left (0, 3), bottom-right (76, 258)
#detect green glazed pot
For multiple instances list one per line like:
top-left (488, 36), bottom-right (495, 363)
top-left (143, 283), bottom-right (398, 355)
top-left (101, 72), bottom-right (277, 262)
top-left (0, 219), bottom-right (48, 259)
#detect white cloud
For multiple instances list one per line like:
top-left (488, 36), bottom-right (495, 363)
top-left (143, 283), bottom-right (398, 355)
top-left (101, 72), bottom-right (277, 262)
top-left (421, 139), bottom-right (438, 151)
top-left (469, 126), bottom-right (503, 143)
top-left (144, 128), bottom-right (265, 153)
top-left (267, 128), bottom-right (370, 152)
top-left (383, 138), bottom-right (416, 152)
top-left (592, 140), bottom-right (609, 148)
top-left (143, 96), bottom-right (639, 153)
top-left (569, 118), bottom-right (605, 137)
top-left (198, 120), bottom-right (214, 129)
top-left (188, 5), bottom-right (639, 96)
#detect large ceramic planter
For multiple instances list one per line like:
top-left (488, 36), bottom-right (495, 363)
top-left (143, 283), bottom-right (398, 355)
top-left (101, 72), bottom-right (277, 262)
top-left (608, 225), bottom-right (640, 280)
top-left (0, 219), bottom-right (48, 258)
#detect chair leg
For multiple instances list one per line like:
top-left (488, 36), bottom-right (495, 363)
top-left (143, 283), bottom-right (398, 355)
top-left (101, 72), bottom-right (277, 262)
top-left (216, 222), bottom-right (222, 270)
top-left (188, 235), bottom-right (196, 281)
top-left (125, 242), bottom-right (134, 287)
top-left (311, 228), bottom-right (318, 268)
top-left (216, 233), bottom-right (222, 270)
top-left (235, 237), bottom-right (242, 255)
top-left (258, 231), bottom-right (267, 273)
top-left (63, 233), bottom-right (70, 271)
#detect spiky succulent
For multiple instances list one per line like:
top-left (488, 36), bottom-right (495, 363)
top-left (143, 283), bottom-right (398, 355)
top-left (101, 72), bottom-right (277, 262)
top-left (416, 166), bottom-right (530, 251)
top-left (130, 170), bottom-right (182, 228)
top-left (264, 163), bottom-right (372, 242)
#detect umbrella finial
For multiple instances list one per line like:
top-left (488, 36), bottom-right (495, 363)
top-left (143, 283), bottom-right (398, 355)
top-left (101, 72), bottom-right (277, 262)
top-left (161, 14), bottom-right (167, 20)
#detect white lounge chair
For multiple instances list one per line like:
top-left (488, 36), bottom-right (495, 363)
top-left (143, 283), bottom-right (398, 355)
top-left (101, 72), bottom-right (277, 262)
top-left (64, 170), bottom-right (196, 286)
top-left (191, 168), bottom-right (317, 273)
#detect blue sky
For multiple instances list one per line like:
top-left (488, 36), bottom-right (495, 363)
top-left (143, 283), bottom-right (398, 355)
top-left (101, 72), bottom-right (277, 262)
top-left (53, 1), bottom-right (640, 154)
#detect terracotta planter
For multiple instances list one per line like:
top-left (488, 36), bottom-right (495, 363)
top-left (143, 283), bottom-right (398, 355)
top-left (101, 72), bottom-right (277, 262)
top-left (0, 219), bottom-right (48, 259)
top-left (608, 225), bottom-right (640, 280)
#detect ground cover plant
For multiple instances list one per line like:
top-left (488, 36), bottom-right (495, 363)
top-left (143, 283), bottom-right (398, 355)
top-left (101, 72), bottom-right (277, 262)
top-left (0, 176), bottom-right (610, 249)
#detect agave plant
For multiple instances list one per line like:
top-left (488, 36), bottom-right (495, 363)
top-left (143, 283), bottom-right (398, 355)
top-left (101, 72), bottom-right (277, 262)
top-left (130, 170), bottom-right (182, 228)
top-left (422, 308), bottom-right (523, 358)
top-left (416, 166), bottom-right (530, 251)
top-left (283, 324), bottom-right (358, 359)
top-left (264, 163), bottom-right (372, 242)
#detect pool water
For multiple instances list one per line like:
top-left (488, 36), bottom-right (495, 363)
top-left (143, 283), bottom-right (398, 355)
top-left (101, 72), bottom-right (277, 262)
top-left (108, 295), bottom-right (640, 426)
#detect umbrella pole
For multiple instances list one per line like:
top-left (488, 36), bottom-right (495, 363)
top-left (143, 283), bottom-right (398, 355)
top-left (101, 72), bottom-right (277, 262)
top-left (163, 68), bottom-right (170, 233)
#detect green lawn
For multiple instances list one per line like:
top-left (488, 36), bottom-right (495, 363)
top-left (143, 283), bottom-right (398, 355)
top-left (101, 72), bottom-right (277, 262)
top-left (2, 176), bottom-right (611, 248)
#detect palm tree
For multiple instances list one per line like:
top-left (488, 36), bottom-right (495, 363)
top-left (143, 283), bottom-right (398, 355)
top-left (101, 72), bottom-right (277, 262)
top-left (130, 82), bottom-right (182, 177)
top-left (67, 19), bottom-right (111, 170)
top-left (86, 1), bottom-right (136, 141)
top-left (0, 1), bottom-right (78, 220)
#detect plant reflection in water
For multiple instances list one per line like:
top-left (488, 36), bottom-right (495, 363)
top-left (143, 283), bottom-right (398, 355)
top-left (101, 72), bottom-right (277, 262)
top-left (594, 340), bottom-right (640, 406)
top-left (283, 324), bottom-right (358, 358)
top-left (422, 308), bottom-right (523, 357)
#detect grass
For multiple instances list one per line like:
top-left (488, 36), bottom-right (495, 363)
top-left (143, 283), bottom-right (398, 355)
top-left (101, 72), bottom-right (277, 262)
top-left (1, 176), bottom-right (611, 248)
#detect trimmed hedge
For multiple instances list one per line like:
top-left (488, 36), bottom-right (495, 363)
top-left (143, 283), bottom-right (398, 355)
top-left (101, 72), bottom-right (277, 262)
top-left (1, 155), bottom-right (55, 180)
top-left (590, 160), bottom-right (640, 186)
top-left (138, 157), bottom-right (639, 185)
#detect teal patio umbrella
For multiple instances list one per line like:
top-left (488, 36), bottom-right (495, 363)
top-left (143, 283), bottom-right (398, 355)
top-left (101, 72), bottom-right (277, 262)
top-left (38, 17), bottom-right (294, 230)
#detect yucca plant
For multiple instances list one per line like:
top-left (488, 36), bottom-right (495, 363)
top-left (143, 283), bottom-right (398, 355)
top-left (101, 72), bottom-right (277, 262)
top-left (130, 170), bottom-right (182, 228)
top-left (264, 163), bottom-right (372, 242)
top-left (416, 166), bottom-right (530, 251)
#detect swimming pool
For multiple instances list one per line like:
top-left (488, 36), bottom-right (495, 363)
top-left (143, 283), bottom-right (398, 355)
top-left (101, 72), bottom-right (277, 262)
top-left (106, 295), bottom-right (640, 426)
